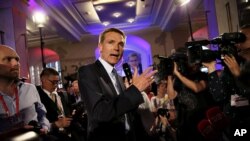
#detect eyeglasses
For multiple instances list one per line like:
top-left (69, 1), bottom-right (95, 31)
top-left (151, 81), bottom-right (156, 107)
top-left (47, 79), bottom-right (60, 85)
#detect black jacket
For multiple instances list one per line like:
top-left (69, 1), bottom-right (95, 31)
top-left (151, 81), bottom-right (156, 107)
top-left (78, 60), bottom-right (144, 141)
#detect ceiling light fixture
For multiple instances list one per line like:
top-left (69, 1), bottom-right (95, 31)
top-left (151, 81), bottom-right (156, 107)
top-left (95, 6), bottom-right (103, 11)
top-left (103, 21), bottom-right (110, 26)
top-left (32, 11), bottom-right (48, 68)
top-left (126, 1), bottom-right (135, 7)
top-left (93, 0), bottom-right (123, 5)
top-left (32, 11), bottom-right (47, 27)
top-left (127, 18), bottom-right (135, 23)
top-left (175, 0), bottom-right (190, 6)
top-left (113, 12), bottom-right (122, 18)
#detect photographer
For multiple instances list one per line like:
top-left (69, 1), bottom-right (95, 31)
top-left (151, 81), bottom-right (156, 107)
top-left (150, 80), bottom-right (172, 113)
top-left (149, 78), bottom-right (177, 141)
top-left (150, 108), bottom-right (177, 141)
top-left (69, 80), bottom-right (87, 141)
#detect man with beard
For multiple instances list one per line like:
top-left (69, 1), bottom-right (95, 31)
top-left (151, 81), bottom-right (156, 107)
top-left (0, 45), bottom-right (50, 138)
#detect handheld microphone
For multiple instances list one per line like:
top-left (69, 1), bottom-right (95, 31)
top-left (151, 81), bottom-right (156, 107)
top-left (122, 63), bottom-right (132, 84)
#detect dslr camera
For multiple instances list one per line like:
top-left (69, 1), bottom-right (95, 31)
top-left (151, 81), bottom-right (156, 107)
top-left (71, 101), bottom-right (87, 123)
top-left (185, 32), bottom-right (246, 64)
top-left (157, 108), bottom-right (170, 119)
top-left (70, 101), bottom-right (87, 132)
top-left (28, 120), bottom-right (42, 133)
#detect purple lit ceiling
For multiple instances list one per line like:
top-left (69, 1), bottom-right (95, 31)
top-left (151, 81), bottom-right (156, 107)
top-left (26, 0), bottom-right (206, 44)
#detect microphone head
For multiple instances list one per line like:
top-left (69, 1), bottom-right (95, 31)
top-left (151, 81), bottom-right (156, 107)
top-left (122, 63), bottom-right (132, 81)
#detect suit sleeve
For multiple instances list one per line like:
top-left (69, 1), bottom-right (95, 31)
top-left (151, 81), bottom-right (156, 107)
top-left (31, 84), bottom-right (51, 130)
top-left (78, 65), bottom-right (144, 122)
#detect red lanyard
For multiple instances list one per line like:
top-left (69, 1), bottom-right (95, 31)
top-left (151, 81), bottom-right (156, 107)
top-left (0, 87), bottom-right (19, 117)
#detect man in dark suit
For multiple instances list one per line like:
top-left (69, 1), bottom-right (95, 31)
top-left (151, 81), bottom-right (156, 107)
top-left (36, 68), bottom-right (72, 140)
top-left (127, 52), bottom-right (143, 75)
top-left (78, 28), bottom-right (157, 141)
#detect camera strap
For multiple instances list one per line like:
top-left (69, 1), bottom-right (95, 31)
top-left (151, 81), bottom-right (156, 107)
top-left (0, 87), bottom-right (19, 117)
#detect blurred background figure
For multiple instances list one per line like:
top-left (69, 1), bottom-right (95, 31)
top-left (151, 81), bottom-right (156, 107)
top-left (127, 52), bottom-right (143, 75)
top-left (237, 24), bottom-right (250, 61)
top-left (69, 80), bottom-right (82, 104)
top-left (149, 78), bottom-right (177, 141)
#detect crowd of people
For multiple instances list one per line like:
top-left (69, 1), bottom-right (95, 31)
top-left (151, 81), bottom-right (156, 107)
top-left (0, 26), bottom-right (250, 141)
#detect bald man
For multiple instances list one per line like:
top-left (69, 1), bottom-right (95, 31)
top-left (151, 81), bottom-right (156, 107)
top-left (0, 45), bottom-right (50, 134)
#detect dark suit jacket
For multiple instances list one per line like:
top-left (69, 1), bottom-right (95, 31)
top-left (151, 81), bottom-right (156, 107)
top-left (78, 60), bottom-right (144, 141)
top-left (36, 86), bottom-right (71, 122)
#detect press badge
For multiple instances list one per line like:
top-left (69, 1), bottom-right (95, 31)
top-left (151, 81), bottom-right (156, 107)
top-left (231, 94), bottom-right (249, 107)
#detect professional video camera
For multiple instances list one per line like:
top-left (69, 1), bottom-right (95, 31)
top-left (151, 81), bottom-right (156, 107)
top-left (156, 51), bottom-right (188, 79)
top-left (185, 32), bottom-right (246, 64)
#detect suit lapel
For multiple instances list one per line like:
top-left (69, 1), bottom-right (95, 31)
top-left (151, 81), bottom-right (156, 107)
top-left (37, 86), bottom-right (60, 116)
top-left (95, 60), bottom-right (118, 96)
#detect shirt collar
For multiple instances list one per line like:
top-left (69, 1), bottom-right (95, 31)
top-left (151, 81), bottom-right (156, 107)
top-left (98, 57), bottom-right (115, 75)
top-left (42, 88), bottom-right (57, 96)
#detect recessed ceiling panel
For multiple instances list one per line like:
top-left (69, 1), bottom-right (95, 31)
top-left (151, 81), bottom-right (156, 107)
top-left (74, 1), bottom-right (101, 23)
top-left (94, 0), bottom-right (136, 25)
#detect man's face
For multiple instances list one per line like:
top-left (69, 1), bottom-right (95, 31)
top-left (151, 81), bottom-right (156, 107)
top-left (99, 31), bottom-right (125, 66)
top-left (128, 56), bottom-right (139, 68)
top-left (237, 28), bottom-right (250, 50)
top-left (72, 80), bottom-right (79, 94)
top-left (41, 75), bottom-right (60, 92)
top-left (0, 46), bottom-right (20, 80)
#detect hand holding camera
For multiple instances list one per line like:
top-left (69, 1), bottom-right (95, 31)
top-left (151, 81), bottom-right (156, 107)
top-left (202, 61), bottom-right (217, 73)
top-left (223, 55), bottom-right (241, 76)
top-left (55, 116), bottom-right (72, 128)
top-left (26, 120), bottom-right (45, 134)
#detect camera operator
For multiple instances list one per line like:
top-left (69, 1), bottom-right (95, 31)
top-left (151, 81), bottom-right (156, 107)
top-left (237, 24), bottom-right (250, 61)
top-left (235, 24), bottom-right (250, 97)
top-left (165, 48), bottom-right (215, 141)
top-left (202, 25), bottom-right (250, 140)
top-left (203, 57), bottom-right (250, 141)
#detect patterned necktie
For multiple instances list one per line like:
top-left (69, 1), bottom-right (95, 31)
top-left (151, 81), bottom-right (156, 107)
top-left (112, 69), bottom-right (123, 95)
top-left (112, 69), bottom-right (130, 131)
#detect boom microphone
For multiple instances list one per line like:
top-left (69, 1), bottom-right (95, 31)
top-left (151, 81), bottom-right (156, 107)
top-left (122, 63), bottom-right (132, 84)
